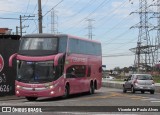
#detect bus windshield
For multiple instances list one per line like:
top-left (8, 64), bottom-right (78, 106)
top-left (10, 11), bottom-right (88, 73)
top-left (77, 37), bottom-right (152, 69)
top-left (17, 61), bottom-right (55, 83)
top-left (19, 38), bottom-right (58, 50)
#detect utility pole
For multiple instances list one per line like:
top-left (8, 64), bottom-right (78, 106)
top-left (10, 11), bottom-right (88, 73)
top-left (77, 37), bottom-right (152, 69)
top-left (20, 15), bottom-right (22, 36)
top-left (19, 15), bottom-right (34, 36)
top-left (86, 19), bottom-right (94, 40)
top-left (38, 0), bottom-right (43, 33)
top-left (16, 26), bottom-right (19, 35)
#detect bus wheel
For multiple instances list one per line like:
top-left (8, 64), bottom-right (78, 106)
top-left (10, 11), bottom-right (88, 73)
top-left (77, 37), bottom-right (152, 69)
top-left (62, 85), bottom-right (69, 99)
top-left (89, 83), bottom-right (95, 94)
top-left (26, 97), bottom-right (38, 101)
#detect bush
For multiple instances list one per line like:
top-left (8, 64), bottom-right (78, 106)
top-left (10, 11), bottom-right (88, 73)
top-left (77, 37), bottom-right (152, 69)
top-left (153, 75), bottom-right (160, 83)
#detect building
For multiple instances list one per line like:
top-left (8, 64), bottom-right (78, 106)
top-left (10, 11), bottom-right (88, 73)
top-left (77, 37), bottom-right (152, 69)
top-left (0, 28), bottom-right (12, 35)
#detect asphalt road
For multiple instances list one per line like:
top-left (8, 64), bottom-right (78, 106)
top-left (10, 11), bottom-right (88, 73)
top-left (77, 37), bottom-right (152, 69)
top-left (0, 87), bottom-right (160, 114)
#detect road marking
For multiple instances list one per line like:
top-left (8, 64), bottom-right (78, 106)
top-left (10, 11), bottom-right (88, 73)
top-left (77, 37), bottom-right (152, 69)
top-left (151, 101), bottom-right (160, 103)
top-left (140, 97), bottom-right (160, 103)
top-left (131, 98), bottom-right (144, 100)
top-left (141, 98), bottom-right (160, 101)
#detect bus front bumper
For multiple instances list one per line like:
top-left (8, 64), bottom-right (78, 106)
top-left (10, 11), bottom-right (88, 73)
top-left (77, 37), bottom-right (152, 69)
top-left (15, 86), bottom-right (63, 97)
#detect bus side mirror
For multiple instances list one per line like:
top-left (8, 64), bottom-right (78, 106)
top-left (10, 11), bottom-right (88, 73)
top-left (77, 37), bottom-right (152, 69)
top-left (54, 53), bottom-right (64, 66)
top-left (9, 53), bottom-right (17, 67)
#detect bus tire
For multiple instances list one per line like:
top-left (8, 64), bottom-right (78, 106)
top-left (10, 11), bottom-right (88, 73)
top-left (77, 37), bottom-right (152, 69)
top-left (62, 85), bottom-right (69, 99)
top-left (89, 83), bottom-right (95, 94)
top-left (26, 97), bottom-right (38, 101)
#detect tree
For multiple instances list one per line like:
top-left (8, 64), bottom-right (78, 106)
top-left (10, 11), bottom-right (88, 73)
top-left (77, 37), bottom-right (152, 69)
top-left (113, 67), bottom-right (121, 73)
top-left (122, 67), bottom-right (129, 73)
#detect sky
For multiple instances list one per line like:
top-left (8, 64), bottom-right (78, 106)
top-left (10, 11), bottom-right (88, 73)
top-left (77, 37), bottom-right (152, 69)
top-left (0, 0), bottom-right (158, 70)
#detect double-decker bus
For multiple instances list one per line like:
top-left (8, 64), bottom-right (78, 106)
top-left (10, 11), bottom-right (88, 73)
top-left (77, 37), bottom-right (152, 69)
top-left (9, 34), bottom-right (102, 101)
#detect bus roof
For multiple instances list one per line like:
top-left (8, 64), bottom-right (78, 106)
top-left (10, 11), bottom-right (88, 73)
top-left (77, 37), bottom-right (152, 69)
top-left (68, 34), bottom-right (101, 44)
top-left (23, 33), bottom-right (101, 44)
top-left (22, 33), bottom-right (67, 38)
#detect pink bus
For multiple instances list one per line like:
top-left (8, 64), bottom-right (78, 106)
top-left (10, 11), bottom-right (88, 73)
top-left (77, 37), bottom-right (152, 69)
top-left (9, 34), bottom-right (102, 101)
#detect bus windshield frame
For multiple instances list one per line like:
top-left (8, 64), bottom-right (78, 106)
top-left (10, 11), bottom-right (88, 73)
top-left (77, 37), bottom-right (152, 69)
top-left (17, 60), bottom-right (56, 83)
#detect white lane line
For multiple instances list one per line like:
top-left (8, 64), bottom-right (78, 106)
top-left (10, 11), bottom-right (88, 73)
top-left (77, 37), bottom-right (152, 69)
top-left (151, 101), bottom-right (160, 103)
top-left (141, 98), bottom-right (160, 101)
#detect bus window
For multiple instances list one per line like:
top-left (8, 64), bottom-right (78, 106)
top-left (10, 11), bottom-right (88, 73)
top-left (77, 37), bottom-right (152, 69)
top-left (20, 38), bottom-right (58, 50)
top-left (66, 65), bottom-right (86, 78)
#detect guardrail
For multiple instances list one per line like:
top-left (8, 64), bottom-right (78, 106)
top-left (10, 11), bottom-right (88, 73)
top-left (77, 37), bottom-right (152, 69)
top-left (102, 79), bottom-right (160, 93)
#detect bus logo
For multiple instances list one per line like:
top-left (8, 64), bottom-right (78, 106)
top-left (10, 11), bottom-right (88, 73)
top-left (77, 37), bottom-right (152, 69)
top-left (0, 55), bottom-right (4, 72)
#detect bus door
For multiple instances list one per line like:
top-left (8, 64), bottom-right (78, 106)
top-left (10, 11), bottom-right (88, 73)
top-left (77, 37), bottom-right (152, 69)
top-left (66, 65), bottom-right (86, 93)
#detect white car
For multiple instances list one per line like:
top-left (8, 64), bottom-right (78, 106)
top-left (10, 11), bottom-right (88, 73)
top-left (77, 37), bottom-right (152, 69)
top-left (103, 76), bottom-right (115, 80)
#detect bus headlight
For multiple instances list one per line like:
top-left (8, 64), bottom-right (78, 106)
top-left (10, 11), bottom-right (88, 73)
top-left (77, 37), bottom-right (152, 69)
top-left (16, 91), bottom-right (20, 94)
top-left (49, 85), bottom-right (54, 89)
top-left (16, 85), bottom-right (21, 89)
top-left (49, 83), bottom-right (58, 89)
top-left (50, 91), bottom-right (54, 95)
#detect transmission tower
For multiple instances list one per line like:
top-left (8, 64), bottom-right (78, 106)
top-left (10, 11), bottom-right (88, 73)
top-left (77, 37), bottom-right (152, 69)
top-left (151, 0), bottom-right (160, 64)
top-left (155, 0), bottom-right (160, 64)
top-left (130, 0), bottom-right (155, 72)
top-left (86, 19), bottom-right (94, 40)
top-left (51, 9), bottom-right (58, 34)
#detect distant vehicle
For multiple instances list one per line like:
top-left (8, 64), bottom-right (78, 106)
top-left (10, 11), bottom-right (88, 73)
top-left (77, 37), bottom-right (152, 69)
top-left (123, 74), bottom-right (155, 94)
top-left (103, 76), bottom-right (115, 80)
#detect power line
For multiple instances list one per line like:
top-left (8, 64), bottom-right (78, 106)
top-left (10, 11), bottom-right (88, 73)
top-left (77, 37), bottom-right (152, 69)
top-left (24, 3), bottom-right (38, 34)
top-left (106, 37), bottom-right (137, 52)
top-left (42, 0), bottom-right (49, 9)
top-left (0, 17), bottom-right (19, 20)
top-left (64, 0), bottom-right (130, 38)
top-left (25, 0), bottom-right (31, 14)
top-left (102, 42), bottom-right (136, 45)
top-left (32, 19), bottom-right (39, 33)
top-left (71, 0), bottom-right (130, 37)
top-left (97, 0), bottom-right (128, 22)
top-left (102, 29), bottom-right (131, 45)
top-left (102, 53), bottom-right (134, 57)
top-left (100, 14), bottom-right (130, 37)
top-left (61, 0), bottom-right (97, 24)
top-left (0, 10), bottom-right (34, 15)
top-left (43, 0), bottom-right (64, 17)
top-left (63, 0), bottom-right (111, 33)
top-left (96, 0), bottom-right (129, 30)
top-left (82, 0), bottom-right (111, 21)
top-left (62, 0), bottom-right (82, 13)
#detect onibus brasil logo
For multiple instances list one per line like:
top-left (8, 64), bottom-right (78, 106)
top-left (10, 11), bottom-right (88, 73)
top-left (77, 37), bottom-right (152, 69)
top-left (0, 54), bottom-right (4, 72)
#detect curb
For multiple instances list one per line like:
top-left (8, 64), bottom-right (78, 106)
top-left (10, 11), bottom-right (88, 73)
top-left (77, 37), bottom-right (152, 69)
top-left (0, 96), bottom-right (24, 100)
top-left (102, 80), bottom-right (160, 93)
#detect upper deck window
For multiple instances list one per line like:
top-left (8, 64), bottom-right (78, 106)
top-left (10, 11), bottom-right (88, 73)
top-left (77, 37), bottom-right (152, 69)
top-left (19, 38), bottom-right (58, 51)
top-left (68, 38), bottom-right (101, 56)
